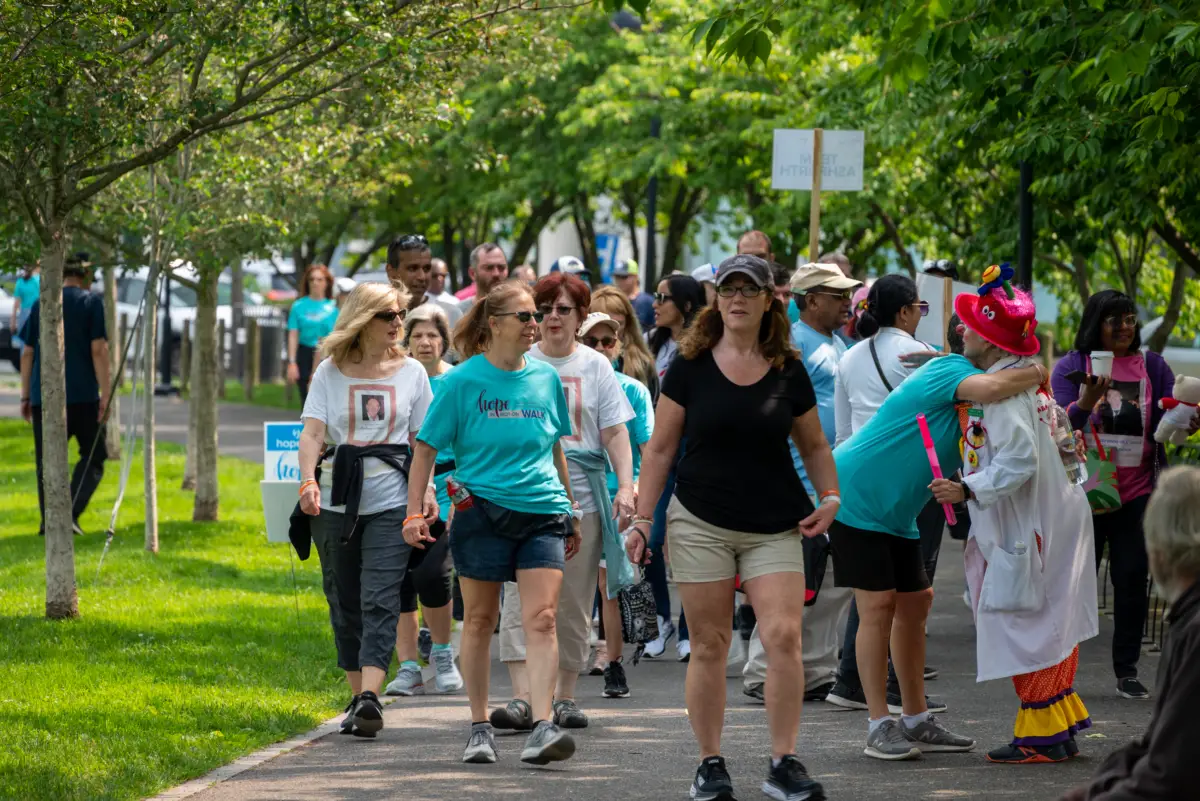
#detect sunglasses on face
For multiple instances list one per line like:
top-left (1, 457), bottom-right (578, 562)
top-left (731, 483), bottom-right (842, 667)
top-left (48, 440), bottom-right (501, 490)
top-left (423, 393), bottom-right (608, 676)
top-left (582, 335), bottom-right (618, 349)
top-left (393, 233), bottom-right (428, 250)
top-left (653, 293), bottom-right (674, 304)
top-left (802, 287), bottom-right (855, 301)
top-left (716, 284), bottom-right (766, 298)
top-left (538, 304), bottom-right (577, 317)
top-left (1104, 313), bottom-right (1138, 329)
top-left (912, 301), bottom-right (930, 317)
top-left (374, 309), bottom-right (406, 323)
top-left (493, 310), bottom-right (545, 323)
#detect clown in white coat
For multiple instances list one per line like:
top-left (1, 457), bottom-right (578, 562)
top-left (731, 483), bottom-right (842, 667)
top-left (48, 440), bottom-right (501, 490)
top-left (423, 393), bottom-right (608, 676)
top-left (931, 269), bottom-right (1098, 765)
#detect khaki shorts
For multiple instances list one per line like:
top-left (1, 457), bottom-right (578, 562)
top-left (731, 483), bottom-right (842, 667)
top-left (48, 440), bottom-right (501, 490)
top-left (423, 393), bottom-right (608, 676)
top-left (667, 496), bottom-right (805, 584)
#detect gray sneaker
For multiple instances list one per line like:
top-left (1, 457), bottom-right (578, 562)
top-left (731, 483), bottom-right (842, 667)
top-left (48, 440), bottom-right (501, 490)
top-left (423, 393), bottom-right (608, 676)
top-left (864, 719), bottom-right (921, 761)
top-left (462, 722), bottom-right (498, 764)
top-left (520, 720), bottom-right (576, 765)
top-left (384, 663), bottom-right (424, 696)
top-left (901, 714), bottom-right (975, 753)
top-left (552, 698), bottom-right (589, 729)
top-left (432, 648), bottom-right (464, 694)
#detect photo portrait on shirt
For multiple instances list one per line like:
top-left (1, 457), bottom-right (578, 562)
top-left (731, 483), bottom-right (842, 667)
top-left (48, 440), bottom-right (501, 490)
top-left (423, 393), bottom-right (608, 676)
top-left (1099, 379), bottom-right (1144, 436)
top-left (348, 385), bottom-right (397, 444)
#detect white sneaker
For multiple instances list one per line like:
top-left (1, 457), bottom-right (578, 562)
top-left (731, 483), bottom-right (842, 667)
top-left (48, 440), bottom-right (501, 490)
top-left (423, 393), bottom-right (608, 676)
top-left (385, 663), bottom-right (425, 696)
top-left (432, 648), bottom-right (464, 694)
top-left (677, 638), bottom-right (691, 662)
top-left (644, 617), bottom-right (676, 659)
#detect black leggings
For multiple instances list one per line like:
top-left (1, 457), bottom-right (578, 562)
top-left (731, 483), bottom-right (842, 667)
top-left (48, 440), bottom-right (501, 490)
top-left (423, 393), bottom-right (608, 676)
top-left (1094, 495), bottom-right (1151, 679)
top-left (296, 344), bottom-right (316, 407)
top-left (399, 520), bottom-right (453, 614)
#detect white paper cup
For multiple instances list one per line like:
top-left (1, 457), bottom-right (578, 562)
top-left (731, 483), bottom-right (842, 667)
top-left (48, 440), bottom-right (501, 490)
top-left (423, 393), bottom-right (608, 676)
top-left (1090, 351), bottom-right (1114, 378)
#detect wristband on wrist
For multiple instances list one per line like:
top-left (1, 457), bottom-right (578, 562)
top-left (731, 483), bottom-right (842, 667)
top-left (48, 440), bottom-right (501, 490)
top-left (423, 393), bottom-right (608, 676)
top-left (819, 494), bottom-right (841, 506)
top-left (403, 514), bottom-right (424, 526)
top-left (298, 479), bottom-right (318, 495)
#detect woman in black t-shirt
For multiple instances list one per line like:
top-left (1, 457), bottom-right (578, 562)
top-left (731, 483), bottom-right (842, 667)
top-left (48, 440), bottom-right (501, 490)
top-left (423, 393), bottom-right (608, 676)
top-left (626, 254), bottom-right (840, 801)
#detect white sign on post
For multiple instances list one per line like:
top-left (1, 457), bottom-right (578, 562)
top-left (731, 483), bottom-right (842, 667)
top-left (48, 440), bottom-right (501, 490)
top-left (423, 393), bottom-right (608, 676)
top-left (261, 422), bottom-right (303, 544)
top-left (772, 129), bottom-right (865, 192)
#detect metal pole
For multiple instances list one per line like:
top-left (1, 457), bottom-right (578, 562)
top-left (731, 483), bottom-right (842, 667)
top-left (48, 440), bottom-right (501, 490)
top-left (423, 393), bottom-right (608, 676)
top-left (159, 271), bottom-right (172, 386)
top-left (645, 116), bottom-right (661, 285)
top-left (1018, 161), bottom-right (1034, 287)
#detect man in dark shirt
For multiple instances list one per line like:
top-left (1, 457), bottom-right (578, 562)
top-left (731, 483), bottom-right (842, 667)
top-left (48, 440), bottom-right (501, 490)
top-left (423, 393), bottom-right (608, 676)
top-left (19, 254), bottom-right (110, 535)
top-left (613, 260), bottom-right (655, 333)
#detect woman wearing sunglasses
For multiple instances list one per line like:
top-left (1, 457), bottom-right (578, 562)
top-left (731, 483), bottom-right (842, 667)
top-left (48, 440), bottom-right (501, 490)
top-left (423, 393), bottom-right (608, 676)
top-left (404, 280), bottom-right (583, 766)
top-left (296, 282), bottom-right (437, 739)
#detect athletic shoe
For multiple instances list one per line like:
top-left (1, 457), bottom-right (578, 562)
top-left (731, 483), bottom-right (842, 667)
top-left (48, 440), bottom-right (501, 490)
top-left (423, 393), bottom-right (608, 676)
top-left (552, 699), bottom-right (589, 729)
top-left (825, 681), bottom-right (867, 710)
top-left (689, 755), bottom-right (736, 801)
top-left (986, 743), bottom-right (1068, 764)
top-left (603, 658), bottom-right (630, 698)
top-left (887, 692), bottom-right (946, 714)
top-left (349, 691), bottom-right (384, 738)
top-left (385, 663), bottom-right (425, 696)
top-left (678, 639), bottom-right (692, 662)
top-left (744, 683), bottom-right (765, 704)
top-left (1117, 677), bottom-right (1150, 699)
top-left (924, 665), bottom-right (939, 681)
top-left (762, 755), bottom-right (826, 801)
top-left (489, 698), bottom-right (534, 731)
top-left (432, 648), bottom-right (464, 694)
top-left (338, 695), bottom-right (359, 735)
top-left (463, 722), bottom-right (498, 764)
top-left (864, 719), bottom-right (921, 761)
top-left (901, 714), bottom-right (975, 752)
top-left (644, 617), bottom-right (676, 659)
top-left (804, 682), bottom-right (834, 703)
top-left (1064, 737), bottom-right (1079, 759)
top-left (520, 720), bottom-right (576, 765)
top-left (417, 627), bottom-right (433, 663)
top-left (589, 646), bottom-right (608, 676)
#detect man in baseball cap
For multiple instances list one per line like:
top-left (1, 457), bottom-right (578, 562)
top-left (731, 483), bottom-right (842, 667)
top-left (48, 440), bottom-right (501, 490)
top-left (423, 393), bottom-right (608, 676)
top-left (613, 260), bottom-right (654, 331)
top-left (690, 263), bottom-right (717, 306)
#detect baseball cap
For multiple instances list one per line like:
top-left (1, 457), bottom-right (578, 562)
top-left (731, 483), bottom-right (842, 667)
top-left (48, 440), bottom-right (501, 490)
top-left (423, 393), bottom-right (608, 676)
top-left (578, 312), bottom-right (621, 339)
top-left (550, 256), bottom-right (586, 274)
top-left (790, 263), bottom-right (862, 294)
top-left (714, 254), bottom-right (771, 288)
top-left (690, 263), bottom-right (717, 284)
top-left (612, 259), bottom-right (639, 277)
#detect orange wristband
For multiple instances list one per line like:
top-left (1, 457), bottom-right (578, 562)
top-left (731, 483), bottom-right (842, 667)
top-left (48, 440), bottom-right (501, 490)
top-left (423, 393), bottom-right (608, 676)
top-left (403, 514), bottom-right (424, 526)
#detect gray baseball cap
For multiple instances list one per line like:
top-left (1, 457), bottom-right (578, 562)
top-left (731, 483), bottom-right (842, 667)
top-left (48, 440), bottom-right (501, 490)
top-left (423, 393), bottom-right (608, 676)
top-left (714, 254), bottom-right (771, 288)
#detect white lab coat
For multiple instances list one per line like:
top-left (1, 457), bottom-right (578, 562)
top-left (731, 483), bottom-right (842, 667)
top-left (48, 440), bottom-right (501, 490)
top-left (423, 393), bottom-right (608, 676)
top-left (961, 356), bottom-right (1099, 683)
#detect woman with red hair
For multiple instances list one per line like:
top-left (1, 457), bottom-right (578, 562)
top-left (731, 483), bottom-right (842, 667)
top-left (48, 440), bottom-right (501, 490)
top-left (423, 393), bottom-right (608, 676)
top-left (287, 264), bottom-right (338, 405)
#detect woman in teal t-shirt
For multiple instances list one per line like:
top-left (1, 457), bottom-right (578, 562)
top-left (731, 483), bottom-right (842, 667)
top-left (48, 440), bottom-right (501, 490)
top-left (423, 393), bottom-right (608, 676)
top-left (404, 281), bottom-right (583, 767)
top-left (11, 263), bottom-right (40, 349)
top-left (287, 264), bottom-right (338, 405)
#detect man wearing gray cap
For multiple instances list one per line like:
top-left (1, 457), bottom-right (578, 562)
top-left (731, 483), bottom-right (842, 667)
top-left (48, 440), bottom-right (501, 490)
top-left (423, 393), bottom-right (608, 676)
top-left (744, 263), bottom-right (862, 706)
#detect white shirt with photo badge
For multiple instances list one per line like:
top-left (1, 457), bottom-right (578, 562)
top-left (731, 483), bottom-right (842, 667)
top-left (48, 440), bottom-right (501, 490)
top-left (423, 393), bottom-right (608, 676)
top-left (302, 356), bottom-right (433, 515)
top-left (529, 343), bottom-right (635, 513)
top-left (834, 326), bottom-right (935, 445)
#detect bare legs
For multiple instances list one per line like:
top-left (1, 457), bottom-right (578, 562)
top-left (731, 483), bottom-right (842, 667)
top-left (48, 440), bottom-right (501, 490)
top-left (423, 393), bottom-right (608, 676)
top-left (599, 566), bottom-right (624, 663)
top-left (744, 572), bottom-right (807, 760)
top-left (855, 587), bottom-right (933, 719)
top-left (678, 579), bottom-right (736, 758)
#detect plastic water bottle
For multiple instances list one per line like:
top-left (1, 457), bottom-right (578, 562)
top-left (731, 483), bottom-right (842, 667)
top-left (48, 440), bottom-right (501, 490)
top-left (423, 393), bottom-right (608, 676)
top-left (445, 476), bottom-right (474, 511)
top-left (1052, 405), bottom-right (1088, 486)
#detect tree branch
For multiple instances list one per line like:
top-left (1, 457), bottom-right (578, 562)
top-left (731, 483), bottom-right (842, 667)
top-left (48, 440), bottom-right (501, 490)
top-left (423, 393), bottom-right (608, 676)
top-left (870, 202), bottom-right (916, 276)
top-left (1146, 258), bottom-right (1190, 353)
top-left (1153, 219), bottom-right (1200, 274)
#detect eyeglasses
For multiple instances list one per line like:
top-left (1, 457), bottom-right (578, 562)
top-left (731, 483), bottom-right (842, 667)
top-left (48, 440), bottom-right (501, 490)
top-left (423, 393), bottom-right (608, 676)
top-left (802, 287), bottom-right (855, 301)
top-left (653, 293), bottom-right (674, 304)
top-left (582, 335), bottom-right (618, 348)
top-left (374, 309), bottom-right (406, 323)
top-left (538, 304), bottom-right (577, 317)
top-left (912, 301), bottom-right (930, 317)
top-left (493, 310), bottom-right (545, 323)
top-left (392, 234), bottom-right (429, 251)
top-left (716, 284), bottom-right (766, 298)
top-left (1104, 313), bottom-right (1138, 329)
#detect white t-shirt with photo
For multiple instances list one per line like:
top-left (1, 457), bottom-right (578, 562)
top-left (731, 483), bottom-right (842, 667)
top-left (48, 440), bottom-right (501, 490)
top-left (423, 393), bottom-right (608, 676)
top-left (529, 344), bottom-right (635, 513)
top-left (302, 357), bottom-right (433, 515)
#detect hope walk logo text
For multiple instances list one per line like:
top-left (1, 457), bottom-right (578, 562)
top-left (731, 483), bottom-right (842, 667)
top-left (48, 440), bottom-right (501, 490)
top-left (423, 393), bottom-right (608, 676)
top-left (477, 391), bottom-right (546, 420)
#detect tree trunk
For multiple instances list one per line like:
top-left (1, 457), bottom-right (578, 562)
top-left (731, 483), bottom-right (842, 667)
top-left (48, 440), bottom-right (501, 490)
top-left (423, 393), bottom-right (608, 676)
top-left (103, 265), bottom-right (121, 460)
top-left (1068, 248), bottom-right (1093, 306)
top-left (38, 222), bottom-right (79, 620)
top-left (620, 183), bottom-right (640, 267)
top-left (662, 186), bottom-right (706, 274)
top-left (193, 268), bottom-right (220, 521)
top-left (230, 259), bottom-right (245, 381)
top-left (1146, 259), bottom-right (1191, 353)
top-left (442, 219), bottom-right (457, 288)
top-left (511, 193), bottom-right (559, 267)
top-left (181, 345), bottom-right (197, 491)
top-left (571, 195), bottom-right (599, 274)
top-left (143, 261), bottom-right (160, 554)
top-left (871, 202), bottom-right (916, 276)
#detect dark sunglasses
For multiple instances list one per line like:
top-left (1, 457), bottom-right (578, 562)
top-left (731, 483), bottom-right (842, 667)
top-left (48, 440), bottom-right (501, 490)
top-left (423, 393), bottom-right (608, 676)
top-left (653, 292), bottom-right (674, 304)
top-left (582, 335), bottom-right (618, 348)
top-left (716, 284), bottom-right (766, 298)
top-left (912, 300), bottom-right (930, 317)
top-left (374, 309), bottom-right (406, 323)
top-left (494, 310), bottom-right (545, 323)
top-left (538, 304), bottom-right (577, 317)
top-left (801, 287), bottom-right (856, 301)
top-left (393, 233), bottom-right (429, 251)
top-left (1104, 313), bottom-right (1138, 329)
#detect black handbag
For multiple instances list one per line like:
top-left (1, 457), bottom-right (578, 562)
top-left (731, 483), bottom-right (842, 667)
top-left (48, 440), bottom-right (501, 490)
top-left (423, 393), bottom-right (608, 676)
top-left (618, 570), bottom-right (659, 665)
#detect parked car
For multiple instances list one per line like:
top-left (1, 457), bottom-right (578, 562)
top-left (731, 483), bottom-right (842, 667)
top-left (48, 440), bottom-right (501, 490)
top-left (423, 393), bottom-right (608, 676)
top-left (1141, 316), bottom-right (1200, 379)
top-left (0, 288), bottom-right (18, 370)
top-left (105, 264), bottom-right (263, 338)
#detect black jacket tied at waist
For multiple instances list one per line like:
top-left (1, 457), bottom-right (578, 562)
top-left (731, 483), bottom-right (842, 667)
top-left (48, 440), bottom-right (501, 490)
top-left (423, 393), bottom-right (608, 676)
top-left (288, 442), bottom-right (411, 559)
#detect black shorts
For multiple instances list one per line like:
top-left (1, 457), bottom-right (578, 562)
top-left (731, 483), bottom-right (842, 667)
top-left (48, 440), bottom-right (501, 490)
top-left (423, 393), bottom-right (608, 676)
top-left (399, 519), bottom-right (453, 613)
top-left (829, 520), bottom-right (931, 593)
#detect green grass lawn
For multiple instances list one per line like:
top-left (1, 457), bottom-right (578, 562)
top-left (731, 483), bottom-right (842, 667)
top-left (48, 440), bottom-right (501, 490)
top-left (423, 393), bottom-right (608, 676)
top-left (0, 420), bottom-right (343, 800)
top-left (219, 379), bottom-right (302, 411)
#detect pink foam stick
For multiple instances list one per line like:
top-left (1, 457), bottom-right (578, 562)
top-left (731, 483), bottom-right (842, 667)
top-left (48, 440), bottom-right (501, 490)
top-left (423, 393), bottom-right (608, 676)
top-left (916, 413), bottom-right (958, 525)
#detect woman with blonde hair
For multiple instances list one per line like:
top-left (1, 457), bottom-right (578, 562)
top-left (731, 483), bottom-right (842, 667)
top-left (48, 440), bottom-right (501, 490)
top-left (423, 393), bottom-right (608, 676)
top-left (591, 285), bottom-right (658, 398)
top-left (404, 280), bottom-right (584, 766)
top-left (297, 281), bottom-right (438, 739)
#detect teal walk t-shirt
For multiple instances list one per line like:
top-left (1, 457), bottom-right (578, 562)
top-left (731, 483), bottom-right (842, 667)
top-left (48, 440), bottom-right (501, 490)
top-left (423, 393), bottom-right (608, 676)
top-left (287, 296), bottom-right (338, 348)
top-left (607, 371), bottom-right (655, 500)
top-left (418, 354), bottom-right (573, 514)
top-left (833, 355), bottom-right (980, 539)
top-left (14, 273), bottom-right (40, 309)
top-left (428, 372), bottom-right (455, 513)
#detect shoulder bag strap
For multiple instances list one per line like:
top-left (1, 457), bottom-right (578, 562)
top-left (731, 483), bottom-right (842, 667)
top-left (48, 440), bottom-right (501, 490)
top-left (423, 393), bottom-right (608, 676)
top-left (869, 336), bottom-right (895, 394)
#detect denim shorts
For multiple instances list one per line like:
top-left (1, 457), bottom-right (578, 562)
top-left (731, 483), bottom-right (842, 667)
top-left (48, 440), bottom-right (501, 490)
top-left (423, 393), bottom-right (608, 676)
top-left (449, 496), bottom-right (569, 583)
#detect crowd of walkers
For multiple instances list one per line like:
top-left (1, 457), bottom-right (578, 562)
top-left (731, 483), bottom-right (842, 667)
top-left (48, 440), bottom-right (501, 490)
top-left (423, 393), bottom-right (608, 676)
top-left (283, 231), bottom-right (1200, 801)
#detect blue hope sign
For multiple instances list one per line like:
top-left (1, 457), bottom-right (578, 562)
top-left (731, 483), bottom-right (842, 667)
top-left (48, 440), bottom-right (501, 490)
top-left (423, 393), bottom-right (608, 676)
top-left (263, 422), bottom-right (303, 481)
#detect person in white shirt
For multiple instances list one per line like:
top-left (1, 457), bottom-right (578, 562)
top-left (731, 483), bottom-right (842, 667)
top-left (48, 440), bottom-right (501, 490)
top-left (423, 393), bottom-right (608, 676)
top-left (425, 258), bottom-right (460, 307)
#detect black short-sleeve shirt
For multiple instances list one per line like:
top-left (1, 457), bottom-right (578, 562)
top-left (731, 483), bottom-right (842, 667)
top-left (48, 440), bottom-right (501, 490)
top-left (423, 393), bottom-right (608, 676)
top-left (19, 286), bottom-right (107, 407)
top-left (661, 350), bottom-right (818, 533)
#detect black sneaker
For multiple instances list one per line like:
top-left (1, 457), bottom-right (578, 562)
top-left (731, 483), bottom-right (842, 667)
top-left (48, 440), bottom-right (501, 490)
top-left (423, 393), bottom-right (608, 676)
top-left (489, 698), bottom-right (534, 731)
top-left (417, 627), bottom-right (433, 663)
top-left (803, 682), bottom-right (834, 703)
top-left (924, 664), bottom-right (939, 681)
top-left (887, 691), bottom-right (947, 714)
top-left (690, 755), bottom-right (736, 801)
top-left (985, 743), bottom-right (1068, 764)
top-left (603, 658), bottom-right (630, 698)
top-left (744, 683), bottom-right (765, 704)
top-left (350, 690), bottom-right (384, 738)
top-left (1117, 677), bottom-right (1150, 699)
top-left (338, 695), bottom-right (359, 735)
top-left (762, 755), bottom-right (826, 801)
top-left (552, 699), bottom-right (589, 729)
top-left (825, 680), bottom-right (867, 710)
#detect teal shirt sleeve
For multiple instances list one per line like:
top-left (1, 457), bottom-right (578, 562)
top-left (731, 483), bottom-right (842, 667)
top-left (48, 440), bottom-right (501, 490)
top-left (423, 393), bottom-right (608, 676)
top-left (548, 371), bottom-right (573, 439)
top-left (417, 375), bottom-right (458, 453)
top-left (286, 299), bottom-right (302, 331)
top-left (629, 381), bottom-right (653, 445)
top-left (919, 354), bottom-right (982, 403)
